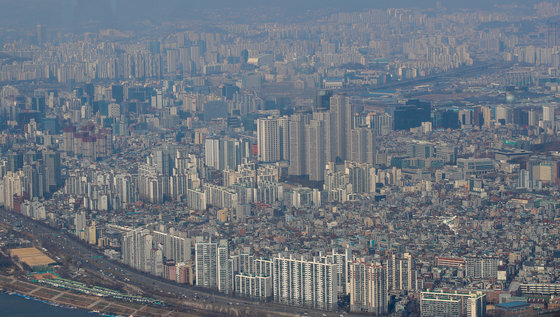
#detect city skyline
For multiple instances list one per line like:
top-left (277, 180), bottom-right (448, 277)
top-left (0, 1), bottom-right (559, 316)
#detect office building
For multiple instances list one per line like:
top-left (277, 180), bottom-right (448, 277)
top-left (528, 158), bottom-right (559, 185)
top-left (457, 158), bottom-right (495, 176)
top-left (392, 100), bottom-right (431, 131)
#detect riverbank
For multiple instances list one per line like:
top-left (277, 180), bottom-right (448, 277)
top-left (0, 273), bottom-right (195, 317)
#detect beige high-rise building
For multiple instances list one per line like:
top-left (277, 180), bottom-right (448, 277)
top-left (528, 109), bottom-right (537, 127)
top-left (1, 170), bottom-right (24, 210)
top-left (481, 106), bottom-right (493, 127)
top-left (87, 221), bottom-right (97, 245)
top-left (543, 105), bottom-right (555, 122)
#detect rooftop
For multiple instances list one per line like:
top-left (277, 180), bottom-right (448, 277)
top-left (495, 301), bottom-right (530, 309)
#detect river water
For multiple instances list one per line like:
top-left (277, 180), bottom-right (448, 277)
top-left (0, 291), bottom-right (96, 316)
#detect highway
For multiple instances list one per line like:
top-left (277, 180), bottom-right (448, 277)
top-left (363, 61), bottom-right (513, 92)
top-left (0, 209), bottom-right (352, 317)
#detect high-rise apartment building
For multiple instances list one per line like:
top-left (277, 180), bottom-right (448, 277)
top-left (166, 49), bottom-right (179, 73)
top-left (543, 105), bottom-right (555, 128)
top-left (36, 24), bottom-right (44, 46)
top-left (195, 239), bottom-right (232, 293)
top-left (0, 170), bottom-right (24, 210)
top-left (306, 117), bottom-right (329, 181)
top-left (369, 112), bottom-right (393, 136)
top-left (152, 231), bottom-right (191, 263)
top-left (319, 249), bottom-right (352, 297)
top-left (543, 105), bottom-right (555, 121)
top-left (257, 117), bottom-right (281, 163)
top-left (74, 211), bottom-right (87, 239)
top-left (288, 113), bottom-right (308, 176)
top-left (234, 274), bottom-right (272, 299)
top-left (272, 254), bottom-right (338, 311)
top-left (42, 150), bottom-right (61, 193)
top-left (465, 257), bottom-right (498, 280)
top-left (547, 20), bottom-right (560, 48)
top-left (230, 254), bottom-right (273, 299)
top-left (350, 127), bottom-right (376, 166)
top-left (329, 95), bottom-right (352, 161)
top-left (217, 240), bottom-right (232, 294)
top-left (279, 116), bottom-right (290, 162)
top-left (386, 252), bottom-right (421, 292)
top-left (195, 240), bottom-right (218, 289)
top-left (205, 137), bottom-right (248, 171)
top-left (122, 229), bottom-right (157, 274)
top-left (349, 261), bottom-right (388, 315)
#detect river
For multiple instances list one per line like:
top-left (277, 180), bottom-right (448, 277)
top-left (0, 291), bottom-right (97, 316)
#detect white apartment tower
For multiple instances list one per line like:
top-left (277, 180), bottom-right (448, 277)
top-left (217, 240), bottom-right (232, 294)
top-left (195, 241), bottom-right (218, 289)
top-left (386, 252), bottom-right (420, 291)
top-left (257, 117), bottom-right (281, 162)
top-left (272, 254), bottom-right (338, 311)
top-left (195, 239), bottom-right (232, 293)
top-left (349, 261), bottom-right (388, 315)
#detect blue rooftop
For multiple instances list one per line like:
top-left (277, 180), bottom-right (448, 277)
top-left (496, 301), bottom-right (529, 309)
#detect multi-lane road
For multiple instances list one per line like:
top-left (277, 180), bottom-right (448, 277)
top-left (0, 209), bottom-right (352, 317)
top-left (345, 61), bottom-right (513, 94)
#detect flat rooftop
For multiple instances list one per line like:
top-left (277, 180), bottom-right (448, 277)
top-left (495, 301), bottom-right (530, 309)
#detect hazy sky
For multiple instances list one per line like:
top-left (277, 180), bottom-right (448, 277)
top-left (0, 0), bottom-right (545, 30)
